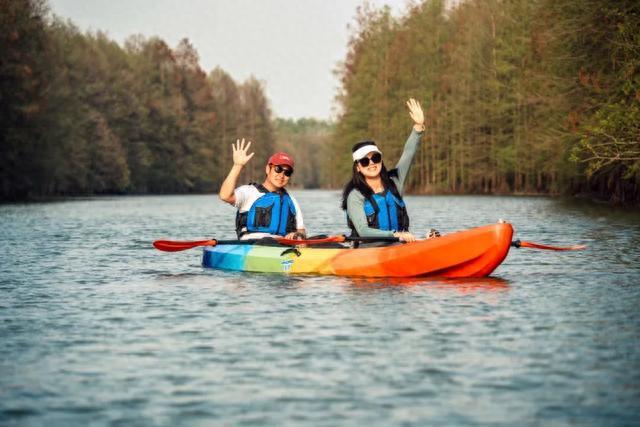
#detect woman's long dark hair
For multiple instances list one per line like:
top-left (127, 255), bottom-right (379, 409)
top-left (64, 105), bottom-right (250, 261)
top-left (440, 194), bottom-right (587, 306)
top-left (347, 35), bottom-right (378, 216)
top-left (341, 160), bottom-right (401, 210)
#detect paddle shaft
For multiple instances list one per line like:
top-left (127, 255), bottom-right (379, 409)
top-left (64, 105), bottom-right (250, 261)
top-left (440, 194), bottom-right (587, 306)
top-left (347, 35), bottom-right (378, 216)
top-left (156, 235), bottom-right (584, 253)
top-left (273, 235), bottom-right (400, 245)
top-left (153, 235), bottom-right (402, 252)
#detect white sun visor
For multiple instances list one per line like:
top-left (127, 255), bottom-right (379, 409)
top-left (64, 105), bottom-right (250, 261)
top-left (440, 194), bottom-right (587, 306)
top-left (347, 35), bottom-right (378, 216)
top-left (352, 145), bottom-right (382, 161)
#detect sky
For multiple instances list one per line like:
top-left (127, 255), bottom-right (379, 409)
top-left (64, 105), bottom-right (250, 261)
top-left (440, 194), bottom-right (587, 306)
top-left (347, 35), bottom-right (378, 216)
top-left (47, 0), bottom-right (410, 120)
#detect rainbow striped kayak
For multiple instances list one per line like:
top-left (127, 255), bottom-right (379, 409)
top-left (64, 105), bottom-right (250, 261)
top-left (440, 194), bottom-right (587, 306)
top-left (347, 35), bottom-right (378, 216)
top-left (202, 223), bottom-right (513, 278)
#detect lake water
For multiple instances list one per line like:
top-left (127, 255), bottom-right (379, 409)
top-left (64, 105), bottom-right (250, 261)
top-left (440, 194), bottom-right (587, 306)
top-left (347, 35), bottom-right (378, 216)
top-left (1, 191), bottom-right (639, 426)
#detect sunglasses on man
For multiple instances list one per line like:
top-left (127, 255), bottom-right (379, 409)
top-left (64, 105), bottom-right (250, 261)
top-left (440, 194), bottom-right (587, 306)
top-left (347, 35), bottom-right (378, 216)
top-left (358, 152), bottom-right (382, 167)
top-left (272, 165), bottom-right (294, 177)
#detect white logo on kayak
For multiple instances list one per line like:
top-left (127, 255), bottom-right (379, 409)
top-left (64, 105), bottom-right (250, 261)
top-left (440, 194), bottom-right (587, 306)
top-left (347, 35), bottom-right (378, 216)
top-left (281, 259), bottom-right (294, 272)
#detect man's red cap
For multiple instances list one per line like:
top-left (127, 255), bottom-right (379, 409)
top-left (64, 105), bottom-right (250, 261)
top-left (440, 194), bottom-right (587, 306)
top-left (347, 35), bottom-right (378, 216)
top-left (267, 152), bottom-right (294, 169)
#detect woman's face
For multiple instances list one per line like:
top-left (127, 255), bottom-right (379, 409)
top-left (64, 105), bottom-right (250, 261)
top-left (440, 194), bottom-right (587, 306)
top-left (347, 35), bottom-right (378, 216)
top-left (356, 152), bottom-right (383, 179)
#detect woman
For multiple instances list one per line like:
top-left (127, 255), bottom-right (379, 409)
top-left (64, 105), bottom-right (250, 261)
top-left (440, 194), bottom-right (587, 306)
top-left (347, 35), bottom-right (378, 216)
top-left (341, 98), bottom-right (428, 243)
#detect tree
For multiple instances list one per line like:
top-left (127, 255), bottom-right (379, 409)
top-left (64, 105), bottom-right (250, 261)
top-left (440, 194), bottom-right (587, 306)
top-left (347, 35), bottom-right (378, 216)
top-left (0, 0), bottom-right (51, 199)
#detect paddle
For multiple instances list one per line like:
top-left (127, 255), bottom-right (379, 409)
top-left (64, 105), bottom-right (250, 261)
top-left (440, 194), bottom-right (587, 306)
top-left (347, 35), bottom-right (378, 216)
top-left (153, 235), bottom-right (401, 252)
top-left (153, 236), bottom-right (348, 252)
top-left (511, 239), bottom-right (586, 251)
top-left (155, 234), bottom-right (585, 253)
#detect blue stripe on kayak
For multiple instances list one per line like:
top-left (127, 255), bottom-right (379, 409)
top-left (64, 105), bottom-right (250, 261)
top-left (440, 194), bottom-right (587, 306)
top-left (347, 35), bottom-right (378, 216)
top-left (202, 245), bottom-right (253, 271)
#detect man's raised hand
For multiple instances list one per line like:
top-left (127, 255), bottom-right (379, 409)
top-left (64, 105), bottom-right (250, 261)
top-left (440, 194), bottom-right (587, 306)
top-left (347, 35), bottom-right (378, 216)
top-left (232, 138), bottom-right (255, 166)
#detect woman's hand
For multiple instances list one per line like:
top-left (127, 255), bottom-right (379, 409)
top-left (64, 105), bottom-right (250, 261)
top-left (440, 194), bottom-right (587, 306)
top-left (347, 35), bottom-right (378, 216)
top-left (232, 138), bottom-right (255, 166)
top-left (406, 98), bottom-right (425, 132)
top-left (393, 231), bottom-right (417, 243)
top-left (284, 231), bottom-right (306, 240)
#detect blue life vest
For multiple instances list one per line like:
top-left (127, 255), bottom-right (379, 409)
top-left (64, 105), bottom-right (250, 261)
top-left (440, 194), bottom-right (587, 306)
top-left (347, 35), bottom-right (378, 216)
top-left (236, 184), bottom-right (297, 237)
top-left (347, 189), bottom-right (409, 236)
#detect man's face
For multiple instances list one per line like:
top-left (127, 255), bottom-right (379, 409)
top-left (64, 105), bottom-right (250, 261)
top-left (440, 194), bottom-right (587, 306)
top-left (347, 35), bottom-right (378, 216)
top-left (265, 164), bottom-right (293, 189)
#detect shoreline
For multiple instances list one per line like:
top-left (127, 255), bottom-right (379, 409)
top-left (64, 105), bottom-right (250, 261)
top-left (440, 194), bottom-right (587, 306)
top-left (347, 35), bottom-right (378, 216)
top-left (2, 190), bottom-right (638, 209)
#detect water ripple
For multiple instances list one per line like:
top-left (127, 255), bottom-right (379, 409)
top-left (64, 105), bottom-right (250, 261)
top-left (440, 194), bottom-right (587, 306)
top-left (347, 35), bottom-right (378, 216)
top-left (1, 193), bottom-right (639, 426)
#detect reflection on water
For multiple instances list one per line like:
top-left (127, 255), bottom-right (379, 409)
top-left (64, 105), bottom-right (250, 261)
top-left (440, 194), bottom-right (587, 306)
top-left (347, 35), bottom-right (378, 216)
top-left (1, 192), bottom-right (639, 426)
top-left (344, 276), bottom-right (510, 293)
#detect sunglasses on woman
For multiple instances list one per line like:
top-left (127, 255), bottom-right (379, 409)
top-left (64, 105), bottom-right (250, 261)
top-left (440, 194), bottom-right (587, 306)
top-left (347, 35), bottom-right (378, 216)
top-left (358, 152), bottom-right (382, 167)
top-left (272, 165), bottom-right (293, 177)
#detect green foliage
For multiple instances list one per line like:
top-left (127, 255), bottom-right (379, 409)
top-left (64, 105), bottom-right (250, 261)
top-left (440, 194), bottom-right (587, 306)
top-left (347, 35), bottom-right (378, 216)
top-left (0, 0), bottom-right (276, 199)
top-left (333, 0), bottom-right (639, 203)
top-left (88, 112), bottom-right (130, 192)
top-left (553, 0), bottom-right (640, 202)
top-left (3, 0), bottom-right (637, 204)
top-left (274, 118), bottom-right (334, 189)
top-left (0, 0), bottom-right (51, 198)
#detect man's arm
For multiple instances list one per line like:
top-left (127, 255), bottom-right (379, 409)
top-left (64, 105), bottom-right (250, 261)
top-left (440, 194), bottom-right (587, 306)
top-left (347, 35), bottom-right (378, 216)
top-left (219, 164), bottom-right (243, 205)
top-left (285, 196), bottom-right (306, 239)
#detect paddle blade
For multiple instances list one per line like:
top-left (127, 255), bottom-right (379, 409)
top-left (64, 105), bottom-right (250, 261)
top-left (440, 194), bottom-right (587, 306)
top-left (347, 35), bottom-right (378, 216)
top-left (513, 239), bottom-right (586, 251)
top-left (153, 239), bottom-right (217, 252)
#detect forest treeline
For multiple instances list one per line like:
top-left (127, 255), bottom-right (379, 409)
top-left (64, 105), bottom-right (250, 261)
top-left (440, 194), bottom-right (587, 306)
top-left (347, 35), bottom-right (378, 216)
top-left (331, 0), bottom-right (640, 204)
top-left (1, 0), bottom-right (276, 199)
top-left (2, 0), bottom-right (639, 204)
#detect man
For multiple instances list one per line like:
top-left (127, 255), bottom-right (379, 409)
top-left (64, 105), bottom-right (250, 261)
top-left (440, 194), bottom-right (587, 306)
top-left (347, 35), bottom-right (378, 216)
top-left (218, 138), bottom-right (306, 240)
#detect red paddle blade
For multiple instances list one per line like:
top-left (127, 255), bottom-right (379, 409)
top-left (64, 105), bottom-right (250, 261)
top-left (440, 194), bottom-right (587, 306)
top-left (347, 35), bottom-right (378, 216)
top-left (517, 240), bottom-right (586, 251)
top-left (274, 235), bottom-right (346, 246)
top-left (153, 239), bottom-right (217, 252)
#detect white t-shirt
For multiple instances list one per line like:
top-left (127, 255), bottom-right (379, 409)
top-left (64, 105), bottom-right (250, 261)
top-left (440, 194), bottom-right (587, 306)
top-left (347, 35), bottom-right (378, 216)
top-left (234, 184), bottom-right (304, 240)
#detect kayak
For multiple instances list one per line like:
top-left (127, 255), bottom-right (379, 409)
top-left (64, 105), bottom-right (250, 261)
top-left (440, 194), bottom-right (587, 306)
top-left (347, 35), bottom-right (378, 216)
top-left (202, 223), bottom-right (513, 278)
